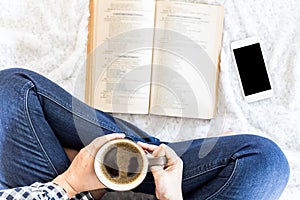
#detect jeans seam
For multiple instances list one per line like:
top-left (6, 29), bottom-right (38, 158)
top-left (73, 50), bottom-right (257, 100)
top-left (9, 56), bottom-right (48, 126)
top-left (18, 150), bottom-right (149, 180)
top-left (206, 159), bottom-right (239, 200)
top-left (183, 164), bottom-right (227, 182)
top-left (24, 83), bottom-right (59, 176)
top-left (36, 91), bottom-right (123, 133)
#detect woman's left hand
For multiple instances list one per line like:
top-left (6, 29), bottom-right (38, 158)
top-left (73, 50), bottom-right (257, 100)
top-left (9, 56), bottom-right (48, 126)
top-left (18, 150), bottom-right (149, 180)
top-left (138, 142), bottom-right (183, 200)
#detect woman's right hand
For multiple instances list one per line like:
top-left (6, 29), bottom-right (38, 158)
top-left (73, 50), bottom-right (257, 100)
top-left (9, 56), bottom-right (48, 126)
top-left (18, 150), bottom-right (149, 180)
top-left (138, 142), bottom-right (183, 200)
top-left (53, 133), bottom-right (125, 198)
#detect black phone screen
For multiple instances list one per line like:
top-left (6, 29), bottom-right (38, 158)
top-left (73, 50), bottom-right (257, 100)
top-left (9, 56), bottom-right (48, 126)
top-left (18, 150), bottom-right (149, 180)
top-left (233, 43), bottom-right (272, 96)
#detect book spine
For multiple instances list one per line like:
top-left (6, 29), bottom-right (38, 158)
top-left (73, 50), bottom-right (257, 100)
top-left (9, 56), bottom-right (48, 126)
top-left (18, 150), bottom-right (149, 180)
top-left (85, 0), bottom-right (95, 106)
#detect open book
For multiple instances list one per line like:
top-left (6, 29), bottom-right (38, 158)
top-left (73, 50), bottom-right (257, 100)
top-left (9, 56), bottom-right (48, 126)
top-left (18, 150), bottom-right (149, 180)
top-left (85, 0), bottom-right (224, 119)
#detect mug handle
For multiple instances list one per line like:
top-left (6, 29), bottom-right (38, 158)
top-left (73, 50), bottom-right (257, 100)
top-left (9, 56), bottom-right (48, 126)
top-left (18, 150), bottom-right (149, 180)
top-left (146, 152), bottom-right (167, 167)
top-left (148, 156), bottom-right (167, 166)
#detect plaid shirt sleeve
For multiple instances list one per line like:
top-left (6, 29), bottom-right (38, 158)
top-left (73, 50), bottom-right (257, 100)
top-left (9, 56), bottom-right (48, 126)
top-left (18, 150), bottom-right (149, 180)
top-left (0, 182), bottom-right (94, 200)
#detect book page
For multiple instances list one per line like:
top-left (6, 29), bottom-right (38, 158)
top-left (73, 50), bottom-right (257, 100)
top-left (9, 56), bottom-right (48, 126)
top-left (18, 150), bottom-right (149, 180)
top-left (150, 1), bottom-right (223, 119)
top-left (90, 0), bottom-right (156, 114)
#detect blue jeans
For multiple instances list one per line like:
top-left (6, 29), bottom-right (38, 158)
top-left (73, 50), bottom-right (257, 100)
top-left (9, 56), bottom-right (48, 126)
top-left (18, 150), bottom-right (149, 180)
top-left (0, 68), bottom-right (289, 199)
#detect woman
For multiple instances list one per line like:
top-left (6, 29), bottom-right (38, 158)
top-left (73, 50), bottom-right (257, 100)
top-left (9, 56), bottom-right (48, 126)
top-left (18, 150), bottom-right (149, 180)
top-left (0, 68), bottom-right (290, 200)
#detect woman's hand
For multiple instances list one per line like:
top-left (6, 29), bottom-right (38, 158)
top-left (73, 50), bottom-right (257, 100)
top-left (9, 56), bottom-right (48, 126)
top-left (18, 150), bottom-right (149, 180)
top-left (53, 133), bottom-right (125, 198)
top-left (138, 142), bottom-right (183, 200)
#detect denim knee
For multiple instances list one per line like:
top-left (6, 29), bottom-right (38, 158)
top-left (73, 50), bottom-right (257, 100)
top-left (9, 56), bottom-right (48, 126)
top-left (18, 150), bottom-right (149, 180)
top-left (0, 67), bottom-right (30, 77)
top-left (232, 134), bottom-right (290, 197)
top-left (0, 68), bottom-right (33, 89)
top-left (237, 134), bottom-right (289, 174)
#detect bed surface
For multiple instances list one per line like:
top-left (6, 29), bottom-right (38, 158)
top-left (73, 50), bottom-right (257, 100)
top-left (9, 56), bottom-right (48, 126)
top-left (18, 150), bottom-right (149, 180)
top-left (0, 0), bottom-right (299, 199)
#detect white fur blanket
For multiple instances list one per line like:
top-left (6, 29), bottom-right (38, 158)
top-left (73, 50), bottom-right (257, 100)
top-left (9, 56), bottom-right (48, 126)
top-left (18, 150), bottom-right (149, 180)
top-left (0, 0), bottom-right (299, 199)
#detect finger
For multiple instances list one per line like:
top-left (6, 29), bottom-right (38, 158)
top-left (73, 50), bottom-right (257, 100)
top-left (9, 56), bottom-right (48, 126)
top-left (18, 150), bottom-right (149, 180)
top-left (137, 142), bottom-right (158, 152)
top-left (89, 133), bottom-right (125, 153)
top-left (103, 133), bottom-right (126, 141)
top-left (96, 133), bottom-right (125, 144)
top-left (221, 131), bottom-right (234, 136)
top-left (152, 144), bottom-right (179, 165)
top-left (150, 165), bottom-right (164, 176)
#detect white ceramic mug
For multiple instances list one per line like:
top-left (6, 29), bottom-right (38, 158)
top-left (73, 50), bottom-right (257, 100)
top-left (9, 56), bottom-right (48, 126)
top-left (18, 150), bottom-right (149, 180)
top-left (94, 139), bottom-right (167, 191)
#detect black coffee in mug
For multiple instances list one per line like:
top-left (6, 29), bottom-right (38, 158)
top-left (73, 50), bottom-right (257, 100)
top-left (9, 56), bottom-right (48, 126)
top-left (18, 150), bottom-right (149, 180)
top-left (94, 139), bottom-right (167, 191)
top-left (101, 141), bottom-right (144, 185)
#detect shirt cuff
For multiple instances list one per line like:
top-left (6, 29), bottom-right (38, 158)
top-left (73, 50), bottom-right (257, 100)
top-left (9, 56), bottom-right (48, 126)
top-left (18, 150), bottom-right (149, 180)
top-left (71, 191), bottom-right (94, 200)
top-left (32, 182), bottom-right (69, 199)
top-left (46, 182), bottom-right (94, 200)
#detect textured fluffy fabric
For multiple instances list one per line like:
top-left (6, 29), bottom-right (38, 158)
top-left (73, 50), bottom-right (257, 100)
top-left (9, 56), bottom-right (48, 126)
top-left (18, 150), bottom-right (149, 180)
top-left (0, 0), bottom-right (299, 199)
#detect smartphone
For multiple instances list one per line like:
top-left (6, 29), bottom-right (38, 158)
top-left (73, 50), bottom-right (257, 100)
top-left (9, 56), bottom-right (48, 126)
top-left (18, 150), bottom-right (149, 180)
top-left (231, 37), bottom-right (273, 103)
